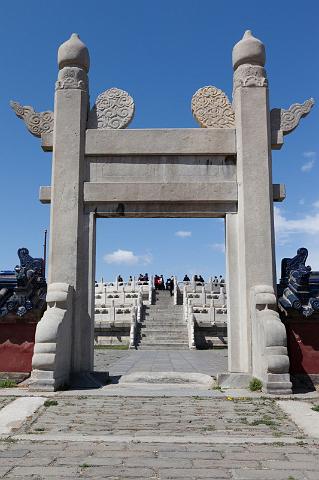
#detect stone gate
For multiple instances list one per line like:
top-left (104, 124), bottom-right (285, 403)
top-left (11, 30), bottom-right (313, 392)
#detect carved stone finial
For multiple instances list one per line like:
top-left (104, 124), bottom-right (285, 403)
top-left (10, 101), bottom-right (54, 137)
top-left (270, 98), bottom-right (315, 135)
top-left (87, 88), bottom-right (135, 129)
top-left (191, 86), bottom-right (235, 128)
top-left (58, 33), bottom-right (90, 72)
top-left (232, 30), bottom-right (266, 70)
top-left (56, 34), bottom-right (90, 92)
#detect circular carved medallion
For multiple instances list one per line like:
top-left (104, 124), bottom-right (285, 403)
top-left (191, 86), bottom-right (235, 128)
top-left (89, 87), bottom-right (135, 129)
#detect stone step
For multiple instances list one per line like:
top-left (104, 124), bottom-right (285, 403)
top-left (138, 343), bottom-right (189, 350)
top-left (141, 331), bottom-right (188, 337)
top-left (140, 338), bottom-right (189, 344)
top-left (141, 336), bottom-right (189, 342)
top-left (141, 326), bottom-right (186, 331)
top-left (141, 324), bottom-right (186, 329)
top-left (146, 310), bottom-right (183, 314)
top-left (145, 318), bottom-right (184, 322)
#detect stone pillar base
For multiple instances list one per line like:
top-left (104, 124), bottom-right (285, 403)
top-left (264, 373), bottom-right (292, 395)
top-left (217, 372), bottom-right (252, 389)
top-left (28, 370), bottom-right (69, 391)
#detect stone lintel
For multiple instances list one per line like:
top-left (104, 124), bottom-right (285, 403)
top-left (40, 129), bottom-right (236, 155)
top-left (271, 130), bottom-right (284, 150)
top-left (85, 128), bottom-right (236, 156)
top-left (272, 183), bottom-right (286, 202)
top-left (39, 186), bottom-right (51, 203)
top-left (84, 182), bottom-right (237, 203)
top-left (40, 183), bottom-right (285, 204)
top-left (93, 202), bottom-right (236, 218)
top-left (42, 128), bottom-right (285, 153)
top-left (41, 133), bottom-right (53, 152)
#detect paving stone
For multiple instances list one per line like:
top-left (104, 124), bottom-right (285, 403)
top-left (159, 467), bottom-right (231, 478)
top-left (262, 460), bottom-right (319, 470)
top-left (9, 466), bottom-right (79, 476)
top-left (231, 469), bottom-right (307, 480)
top-left (0, 449), bottom-right (29, 458)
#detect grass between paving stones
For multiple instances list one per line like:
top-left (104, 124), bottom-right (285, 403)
top-left (311, 404), bottom-right (319, 412)
top-left (0, 379), bottom-right (17, 388)
top-left (44, 400), bottom-right (58, 407)
top-left (0, 437), bottom-right (17, 443)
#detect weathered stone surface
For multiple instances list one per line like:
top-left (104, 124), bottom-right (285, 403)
top-left (88, 88), bottom-right (135, 129)
top-left (85, 128), bottom-right (236, 155)
top-left (232, 30), bottom-right (266, 70)
top-left (10, 101), bottom-right (54, 137)
top-left (58, 33), bottom-right (90, 72)
top-left (191, 86), bottom-right (235, 128)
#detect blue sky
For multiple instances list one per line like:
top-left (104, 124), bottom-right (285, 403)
top-left (0, 1), bottom-right (318, 282)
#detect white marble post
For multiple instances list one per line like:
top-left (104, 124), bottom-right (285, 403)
top-left (226, 31), bottom-right (276, 378)
top-left (48, 33), bottom-right (92, 373)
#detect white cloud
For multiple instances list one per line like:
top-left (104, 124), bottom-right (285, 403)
top-left (103, 249), bottom-right (152, 265)
top-left (301, 160), bottom-right (315, 172)
top-left (274, 206), bottom-right (319, 246)
top-left (209, 243), bottom-right (225, 253)
top-left (303, 151), bottom-right (316, 158)
top-left (175, 230), bottom-right (192, 238)
top-left (301, 151), bottom-right (316, 172)
top-left (313, 200), bottom-right (319, 208)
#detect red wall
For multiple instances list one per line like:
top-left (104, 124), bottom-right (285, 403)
top-left (0, 323), bottom-right (36, 373)
top-left (286, 322), bottom-right (319, 374)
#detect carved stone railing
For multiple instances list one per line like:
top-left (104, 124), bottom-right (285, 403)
top-left (129, 306), bottom-right (137, 349)
top-left (30, 283), bottom-right (73, 390)
top-left (186, 305), bottom-right (196, 350)
top-left (251, 285), bottom-right (292, 394)
top-left (148, 276), bottom-right (154, 305)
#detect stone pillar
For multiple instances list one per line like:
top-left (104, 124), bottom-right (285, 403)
top-left (226, 31), bottom-right (276, 378)
top-left (87, 211), bottom-right (96, 366)
top-left (48, 33), bottom-right (92, 372)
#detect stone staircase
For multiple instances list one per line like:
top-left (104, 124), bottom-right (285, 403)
top-left (138, 290), bottom-right (189, 350)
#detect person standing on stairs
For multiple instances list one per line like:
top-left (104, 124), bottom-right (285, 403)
top-left (169, 276), bottom-right (174, 297)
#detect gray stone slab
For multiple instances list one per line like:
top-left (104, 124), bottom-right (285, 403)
top-left (85, 128), bottom-right (237, 155)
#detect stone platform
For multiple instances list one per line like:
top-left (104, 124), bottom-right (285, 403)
top-left (94, 348), bottom-right (228, 378)
top-left (0, 348), bottom-right (318, 478)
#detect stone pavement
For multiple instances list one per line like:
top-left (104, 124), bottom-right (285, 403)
top-left (0, 350), bottom-right (318, 478)
top-left (94, 348), bottom-right (228, 377)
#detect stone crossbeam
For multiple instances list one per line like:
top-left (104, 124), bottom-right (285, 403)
top-left (39, 183), bottom-right (285, 205)
top-left (41, 128), bottom-right (236, 155)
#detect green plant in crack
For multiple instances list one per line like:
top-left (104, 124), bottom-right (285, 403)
top-left (250, 415), bottom-right (278, 427)
top-left (79, 463), bottom-right (90, 468)
top-left (249, 377), bottom-right (263, 391)
top-left (1, 437), bottom-right (17, 443)
top-left (311, 404), bottom-right (319, 412)
top-left (0, 380), bottom-right (16, 388)
top-left (44, 400), bottom-right (58, 407)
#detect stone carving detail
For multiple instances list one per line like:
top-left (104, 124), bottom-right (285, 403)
top-left (270, 98), bottom-right (314, 135)
top-left (31, 283), bottom-right (73, 388)
top-left (55, 66), bottom-right (88, 91)
top-left (278, 247), bottom-right (319, 317)
top-left (0, 248), bottom-right (46, 318)
top-left (10, 101), bottom-right (54, 137)
top-left (191, 86), bottom-right (235, 128)
top-left (87, 88), bottom-right (135, 129)
top-left (233, 64), bottom-right (268, 93)
top-left (251, 285), bottom-right (291, 394)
